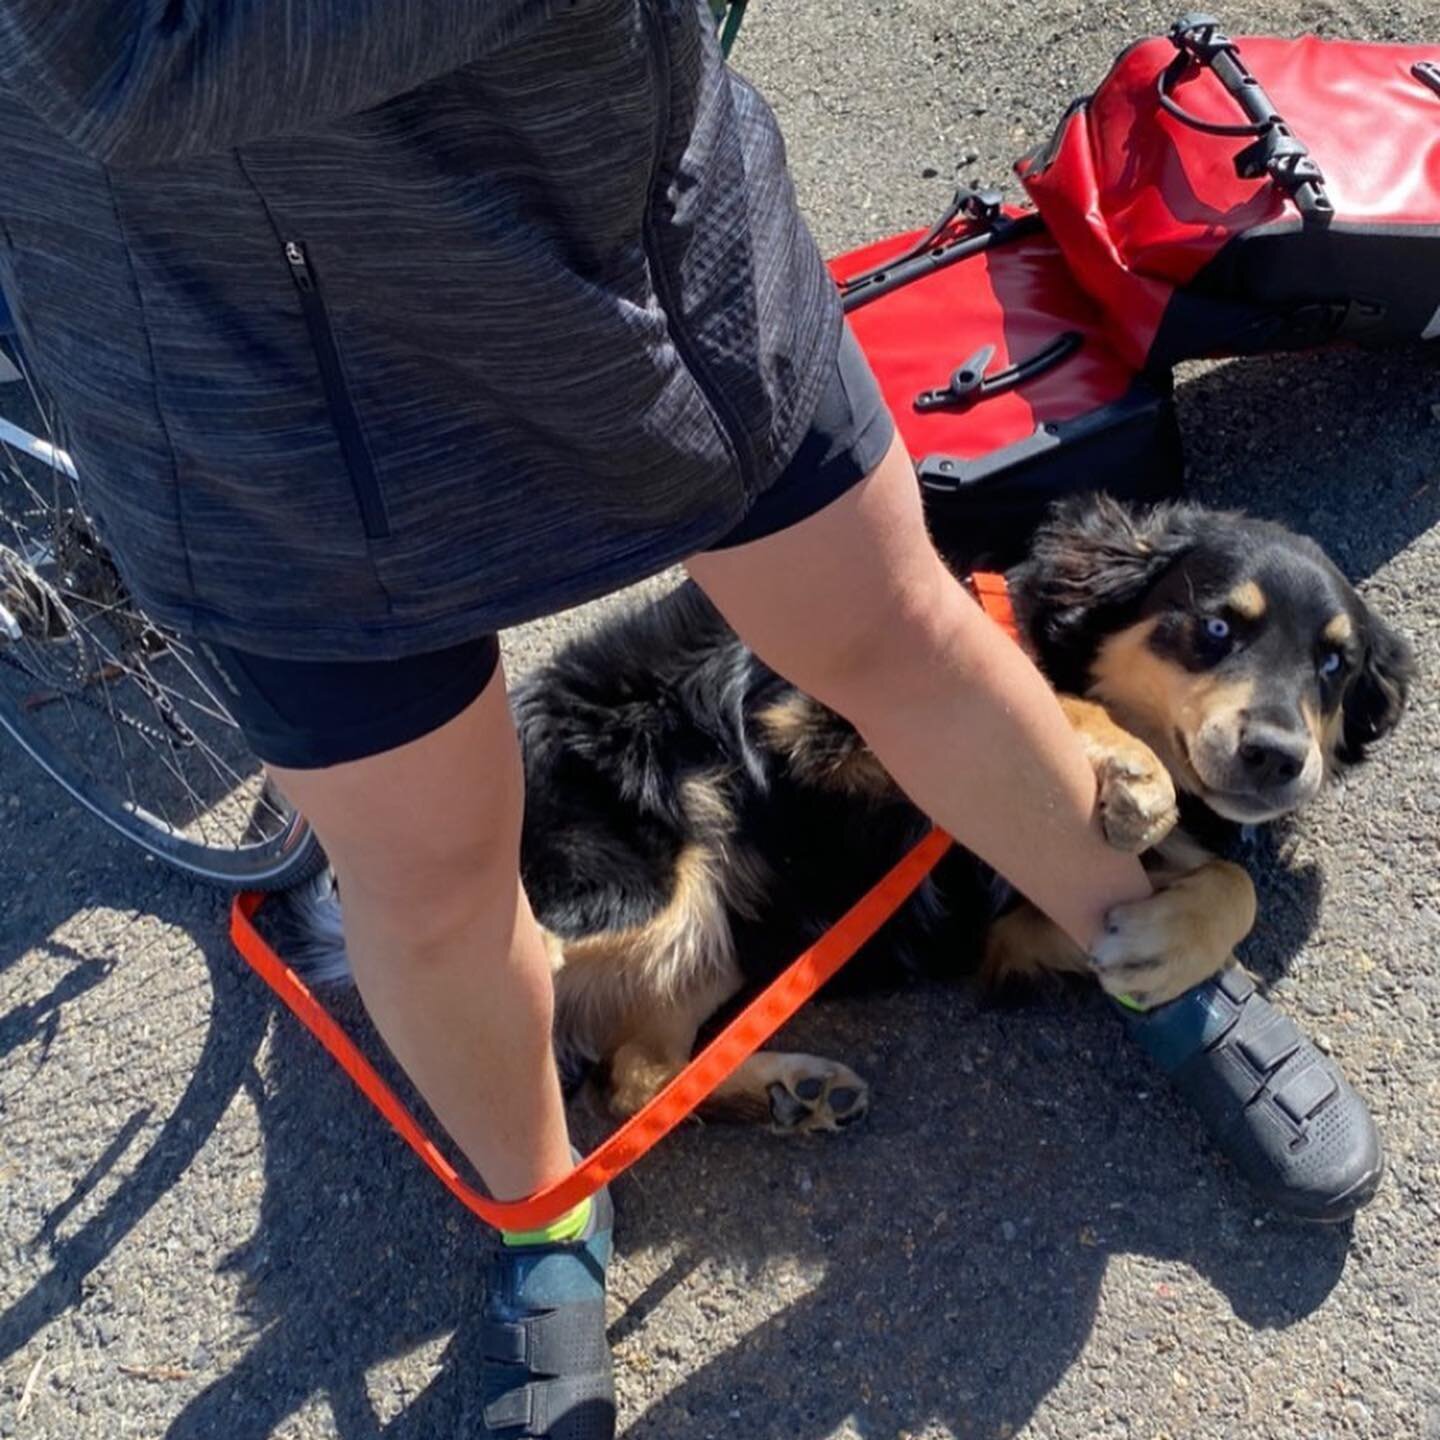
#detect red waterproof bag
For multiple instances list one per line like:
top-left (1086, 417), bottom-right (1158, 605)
top-left (831, 191), bottom-right (1182, 566)
top-left (1017, 14), bottom-right (1440, 369)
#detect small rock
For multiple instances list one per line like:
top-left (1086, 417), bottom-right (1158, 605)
top-left (1000, 1220), bottom-right (1018, 1242)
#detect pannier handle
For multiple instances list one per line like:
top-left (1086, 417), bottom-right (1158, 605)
top-left (1157, 13), bottom-right (1334, 225)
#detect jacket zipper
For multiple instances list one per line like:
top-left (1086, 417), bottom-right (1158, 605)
top-left (282, 240), bottom-right (391, 539)
top-left (639, 0), bottom-right (759, 496)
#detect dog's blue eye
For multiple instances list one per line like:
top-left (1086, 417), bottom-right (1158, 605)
top-left (1320, 650), bottom-right (1343, 677)
top-left (1204, 617), bottom-right (1231, 642)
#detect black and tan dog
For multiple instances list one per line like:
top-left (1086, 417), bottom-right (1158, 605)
top-left (289, 496), bottom-right (1413, 1135)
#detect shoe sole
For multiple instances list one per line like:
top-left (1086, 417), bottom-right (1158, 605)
top-left (1256, 1150), bottom-right (1386, 1225)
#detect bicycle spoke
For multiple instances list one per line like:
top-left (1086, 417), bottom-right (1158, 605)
top-left (108, 646), bottom-right (290, 838)
top-left (55, 623), bottom-right (241, 828)
top-left (90, 635), bottom-right (143, 815)
top-left (111, 667), bottom-right (262, 827)
top-left (93, 673), bottom-right (212, 840)
top-left (146, 638), bottom-right (241, 728)
top-left (1, 473), bottom-right (139, 802)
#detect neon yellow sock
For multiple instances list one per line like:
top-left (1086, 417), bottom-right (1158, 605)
top-left (1114, 993), bottom-right (1146, 1013)
top-left (502, 1195), bottom-right (593, 1248)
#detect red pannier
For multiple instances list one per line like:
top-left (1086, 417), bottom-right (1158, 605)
top-left (1017, 14), bottom-right (1440, 369)
top-left (831, 190), bottom-right (1182, 566)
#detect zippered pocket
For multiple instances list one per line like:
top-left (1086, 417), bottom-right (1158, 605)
top-left (282, 240), bottom-right (390, 539)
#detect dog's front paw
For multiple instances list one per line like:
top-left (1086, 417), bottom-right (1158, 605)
top-left (1059, 696), bottom-right (1178, 854)
top-left (1096, 745), bottom-right (1178, 854)
top-left (1090, 876), bottom-right (1236, 1009)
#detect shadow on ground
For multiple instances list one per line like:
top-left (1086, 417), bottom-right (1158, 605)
top-left (0, 858), bottom-right (270, 1375)
top-left (1177, 343), bottom-right (1440, 576)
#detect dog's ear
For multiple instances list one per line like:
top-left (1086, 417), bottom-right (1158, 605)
top-left (1010, 495), bottom-right (1208, 688)
top-left (1337, 605), bottom-right (1414, 764)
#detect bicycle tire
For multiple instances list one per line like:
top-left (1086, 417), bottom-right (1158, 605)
top-left (0, 694), bottom-right (329, 890)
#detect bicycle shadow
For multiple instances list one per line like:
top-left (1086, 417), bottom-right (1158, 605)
top-left (156, 817), bottom-right (1331, 1440)
top-left (0, 786), bottom-right (272, 1370)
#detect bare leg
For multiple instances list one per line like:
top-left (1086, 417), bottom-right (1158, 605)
top-left (688, 432), bottom-right (1151, 950)
top-left (267, 664), bottom-right (571, 1202)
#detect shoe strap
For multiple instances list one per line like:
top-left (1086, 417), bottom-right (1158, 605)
top-left (482, 1307), bottom-right (609, 1378)
top-left (1173, 993), bottom-right (1337, 1136)
top-left (1232, 1007), bottom-right (1303, 1073)
top-left (483, 1384), bottom-right (540, 1436)
top-left (1272, 1061), bottom-right (1339, 1125)
top-left (1214, 965), bottom-right (1257, 1006)
top-left (482, 1373), bottom-right (614, 1437)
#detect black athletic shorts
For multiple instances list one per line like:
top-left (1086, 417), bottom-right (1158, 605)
top-left (190, 324), bottom-right (893, 770)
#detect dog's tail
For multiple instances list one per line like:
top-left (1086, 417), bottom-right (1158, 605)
top-left (270, 870), bottom-right (354, 986)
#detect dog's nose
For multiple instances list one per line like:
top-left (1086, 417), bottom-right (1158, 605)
top-left (1238, 724), bottom-right (1309, 788)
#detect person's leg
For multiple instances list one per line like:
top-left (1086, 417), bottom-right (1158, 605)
top-left (192, 637), bottom-right (616, 1435)
top-left (264, 661), bottom-right (572, 1202)
top-left (688, 430), bottom-right (1151, 951)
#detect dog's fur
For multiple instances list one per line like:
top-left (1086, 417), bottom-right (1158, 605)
top-left (283, 497), bottom-right (1413, 1134)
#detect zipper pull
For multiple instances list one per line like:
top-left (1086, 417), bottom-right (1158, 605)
top-left (284, 240), bottom-right (315, 292)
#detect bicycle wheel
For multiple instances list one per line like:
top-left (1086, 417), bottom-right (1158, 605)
top-left (0, 333), bottom-right (326, 891)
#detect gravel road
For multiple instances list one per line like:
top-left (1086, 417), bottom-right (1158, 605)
top-left (3, 2), bottom-right (1439, 1437)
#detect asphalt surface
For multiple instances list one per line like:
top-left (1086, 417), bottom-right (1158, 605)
top-left (3, 2), bottom-right (1440, 1437)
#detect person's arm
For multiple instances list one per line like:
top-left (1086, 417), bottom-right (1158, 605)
top-left (0, 0), bottom-right (556, 168)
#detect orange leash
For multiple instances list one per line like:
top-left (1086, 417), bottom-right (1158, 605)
top-left (229, 573), bottom-right (1016, 1231)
